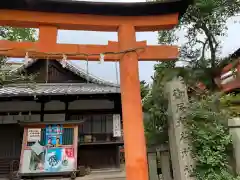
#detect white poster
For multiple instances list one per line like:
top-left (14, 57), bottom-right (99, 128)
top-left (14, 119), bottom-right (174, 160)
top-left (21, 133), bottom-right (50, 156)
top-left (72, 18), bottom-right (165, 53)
top-left (28, 128), bottom-right (41, 142)
top-left (113, 114), bottom-right (121, 137)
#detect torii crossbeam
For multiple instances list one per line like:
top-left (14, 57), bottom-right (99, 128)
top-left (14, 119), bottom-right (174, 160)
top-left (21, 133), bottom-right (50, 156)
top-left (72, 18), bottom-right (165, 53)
top-left (0, 0), bottom-right (192, 180)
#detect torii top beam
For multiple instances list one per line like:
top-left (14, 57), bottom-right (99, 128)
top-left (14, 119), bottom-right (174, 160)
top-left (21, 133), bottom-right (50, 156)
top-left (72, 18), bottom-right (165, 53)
top-left (1, 0), bottom-right (191, 17)
top-left (0, 0), bottom-right (191, 31)
top-left (0, 0), bottom-right (192, 61)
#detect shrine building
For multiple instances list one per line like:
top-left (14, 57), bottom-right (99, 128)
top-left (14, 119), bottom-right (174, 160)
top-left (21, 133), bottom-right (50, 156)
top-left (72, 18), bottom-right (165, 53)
top-left (0, 59), bottom-right (122, 175)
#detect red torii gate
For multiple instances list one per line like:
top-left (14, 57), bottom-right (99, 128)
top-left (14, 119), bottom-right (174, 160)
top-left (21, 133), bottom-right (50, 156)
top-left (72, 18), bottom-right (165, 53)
top-left (0, 1), bottom-right (192, 180)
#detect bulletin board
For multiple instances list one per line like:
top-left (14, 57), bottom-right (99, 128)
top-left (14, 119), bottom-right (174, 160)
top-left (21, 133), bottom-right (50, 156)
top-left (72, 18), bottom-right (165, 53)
top-left (19, 122), bottom-right (79, 176)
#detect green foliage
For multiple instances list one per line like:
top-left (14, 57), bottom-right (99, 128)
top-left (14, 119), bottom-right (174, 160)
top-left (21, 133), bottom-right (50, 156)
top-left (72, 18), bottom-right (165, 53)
top-left (0, 27), bottom-right (36, 41)
top-left (145, 1), bottom-right (240, 179)
top-left (220, 94), bottom-right (240, 117)
top-left (157, 0), bottom-right (240, 89)
top-left (184, 94), bottom-right (238, 180)
top-left (140, 80), bottom-right (150, 99)
top-left (143, 61), bottom-right (205, 145)
top-left (0, 27), bottom-right (37, 85)
top-left (143, 61), bottom-right (179, 145)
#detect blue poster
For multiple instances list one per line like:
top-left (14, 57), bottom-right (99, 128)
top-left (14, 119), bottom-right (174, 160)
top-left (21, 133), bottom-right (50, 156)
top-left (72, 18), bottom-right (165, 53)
top-left (43, 148), bottom-right (75, 172)
top-left (46, 124), bottom-right (63, 147)
top-left (44, 148), bottom-right (62, 172)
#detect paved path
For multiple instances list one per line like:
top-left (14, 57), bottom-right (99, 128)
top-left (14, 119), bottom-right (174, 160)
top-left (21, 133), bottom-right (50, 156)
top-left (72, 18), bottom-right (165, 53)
top-left (77, 171), bottom-right (126, 180)
top-left (0, 170), bottom-right (126, 180)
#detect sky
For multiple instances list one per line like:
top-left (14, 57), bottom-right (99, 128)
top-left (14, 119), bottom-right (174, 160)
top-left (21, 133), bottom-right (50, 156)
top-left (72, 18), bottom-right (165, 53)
top-left (11, 0), bottom-right (240, 84)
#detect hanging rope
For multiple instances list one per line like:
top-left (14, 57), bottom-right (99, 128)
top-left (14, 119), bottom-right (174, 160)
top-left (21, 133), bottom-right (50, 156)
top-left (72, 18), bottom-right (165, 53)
top-left (114, 59), bottom-right (120, 92)
top-left (115, 59), bottom-right (119, 86)
top-left (0, 47), bottom-right (145, 58)
top-left (86, 55), bottom-right (89, 83)
top-left (3, 47), bottom-right (143, 87)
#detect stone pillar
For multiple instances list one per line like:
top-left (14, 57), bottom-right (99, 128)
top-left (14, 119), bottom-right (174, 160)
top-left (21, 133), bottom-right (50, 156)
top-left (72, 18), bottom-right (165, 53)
top-left (228, 117), bottom-right (240, 175)
top-left (165, 77), bottom-right (194, 180)
top-left (160, 151), bottom-right (172, 180)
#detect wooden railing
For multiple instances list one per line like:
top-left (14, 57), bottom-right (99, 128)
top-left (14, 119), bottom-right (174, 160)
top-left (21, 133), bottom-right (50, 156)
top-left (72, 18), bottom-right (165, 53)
top-left (78, 133), bottom-right (123, 145)
top-left (215, 59), bottom-right (240, 92)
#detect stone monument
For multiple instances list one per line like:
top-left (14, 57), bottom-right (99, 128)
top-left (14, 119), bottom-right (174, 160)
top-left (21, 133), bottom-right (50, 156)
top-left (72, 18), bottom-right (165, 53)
top-left (165, 77), bottom-right (194, 180)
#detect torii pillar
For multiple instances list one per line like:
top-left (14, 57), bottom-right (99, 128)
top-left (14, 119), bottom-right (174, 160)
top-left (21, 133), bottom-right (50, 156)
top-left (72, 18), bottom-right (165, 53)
top-left (118, 25), bottom-right (148, 180)
top-left (0, 1), bottom-right (191, 179)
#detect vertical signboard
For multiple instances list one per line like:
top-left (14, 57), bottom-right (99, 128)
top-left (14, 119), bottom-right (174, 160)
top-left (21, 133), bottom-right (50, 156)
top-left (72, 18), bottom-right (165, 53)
top-left (113, 114), bottom-right (121, 137)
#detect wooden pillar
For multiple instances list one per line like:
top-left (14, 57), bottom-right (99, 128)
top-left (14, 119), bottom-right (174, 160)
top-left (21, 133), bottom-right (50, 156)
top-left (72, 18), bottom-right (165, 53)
top-left (64, 101), bottom-right (69, 121)
top-left (118, 24), bottom-right (148, 180)
top-left (147, 151), bottom-right (158, 180)
top-left (160, 151), bottom-right (172, 180)
top-left (40, 102), bottom-right (45, 122)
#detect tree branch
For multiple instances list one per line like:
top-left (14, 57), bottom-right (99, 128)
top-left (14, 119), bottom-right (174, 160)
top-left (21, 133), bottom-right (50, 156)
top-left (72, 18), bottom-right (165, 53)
top-left (201, 24), bottom-right (218, 68)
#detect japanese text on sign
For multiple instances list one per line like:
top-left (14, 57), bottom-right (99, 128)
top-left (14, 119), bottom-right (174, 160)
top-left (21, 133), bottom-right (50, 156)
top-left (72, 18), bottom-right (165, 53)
top-left (172, 88), bottom-right (187, 127)
top-left (28, 128), bottom-right (41, 142)
top-left (113, 114), bottom-right (121, 137)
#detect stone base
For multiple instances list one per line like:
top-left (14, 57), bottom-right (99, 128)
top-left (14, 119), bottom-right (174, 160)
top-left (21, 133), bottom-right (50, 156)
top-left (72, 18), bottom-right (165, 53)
top-left (120, 164), bottom-right (125, 172)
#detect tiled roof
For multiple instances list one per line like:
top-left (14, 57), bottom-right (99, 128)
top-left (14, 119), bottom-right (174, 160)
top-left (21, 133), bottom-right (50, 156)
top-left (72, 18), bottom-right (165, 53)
top-left (0, 83), bottom-right (120, 97)
top-left (13, 59), bottom-right (119, 87)
top-left (231, 48), bottom-right (240, 59)
top-left (61, 61), bottom-right (119, 87)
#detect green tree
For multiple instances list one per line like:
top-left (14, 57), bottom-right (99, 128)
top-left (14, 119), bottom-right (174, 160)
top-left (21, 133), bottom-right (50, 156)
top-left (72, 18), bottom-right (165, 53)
top-left (0, 27), bottom-right (36, 41)
top-left (143, 0), bottom-right (240, 145)
top-left (143, 61), bottom-right (178, 145)
top-left (140, 80), bottom-right (150, 99)
top-left (184, 94), bottom-right (239, 180)
top-left (157, 0), bottom-right (240, 90)
top-left (0, 27), bottom-right (36, 86)
top-left (144, 1), bottom-right (240, 178)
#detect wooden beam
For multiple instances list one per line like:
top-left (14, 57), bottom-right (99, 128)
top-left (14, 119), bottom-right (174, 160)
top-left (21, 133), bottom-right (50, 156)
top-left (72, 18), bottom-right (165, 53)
top-left (0, 40), bottom-right (178, 61)
top-left (79, 141), bottom-right (124, 146)
top-left (0, 109), bottom-right (119, 116)
top-left (0, 10), bottom-right (179, 31)
top-left (0, 94), bottom-right (120, 102)
top-left (221, 59), bottom-right (240, 74)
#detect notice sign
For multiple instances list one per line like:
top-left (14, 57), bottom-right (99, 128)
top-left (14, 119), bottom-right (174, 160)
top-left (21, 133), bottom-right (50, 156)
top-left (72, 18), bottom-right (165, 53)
top-left (28, 128), bottom-right (41, 142)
